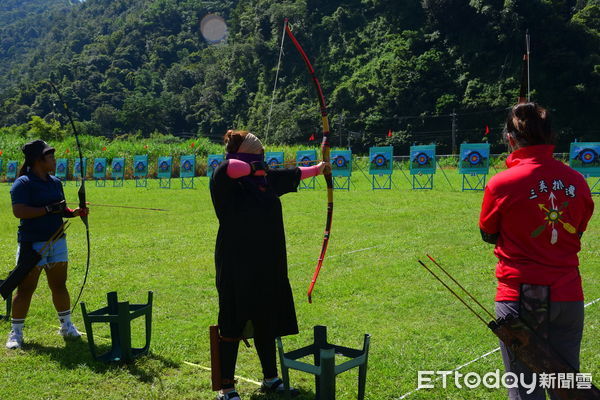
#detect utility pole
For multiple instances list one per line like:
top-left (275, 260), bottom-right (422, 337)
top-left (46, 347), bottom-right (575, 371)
top-left (451, 109), bottom-right (457, 155)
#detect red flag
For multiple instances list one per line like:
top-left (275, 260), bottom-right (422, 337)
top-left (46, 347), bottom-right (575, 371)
top-left (0, 150), bottom-right (3, 156)
top-left (102, 146), bottom-right (107, 151)
top-left (485, 125), bottom-right (490, 135)
top-left (309, 133), bottom-right (315, 141)
top-left (387, 129), bottom-right (393, 138)
top-left (65, 148), bottom-right (70, 154)
top-left (191, 142), bottom-right (195, 148)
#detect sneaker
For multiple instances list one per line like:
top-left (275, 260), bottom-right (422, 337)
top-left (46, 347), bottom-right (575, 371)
top-left (58, 322), bottom-right (82, 339)
top-left (260, 378), bottom-right (299, 395)
top-left (6, 329), bottom-right (23, 349)
top-left (216, 390), bottom-right (241, 400)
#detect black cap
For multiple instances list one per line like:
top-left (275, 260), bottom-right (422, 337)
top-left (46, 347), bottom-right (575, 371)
top-left (22, 140), bottom-right (55, 164)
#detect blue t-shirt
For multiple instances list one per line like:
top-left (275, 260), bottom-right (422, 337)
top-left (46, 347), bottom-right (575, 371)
top-left (10, 173), bottom-right (65, 242)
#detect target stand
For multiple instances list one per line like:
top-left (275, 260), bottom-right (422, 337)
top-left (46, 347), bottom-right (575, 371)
top-left (412, 173), bottom-right (433, 190)
top-left (181, 177), bottom-right (195, 189)
top-left (300, 177), bottom-right (316, 190)
top-left (586, 175), bottom-right (600, 195)
top-left (135, 177), bottom-right (147, 188)
top-left (462, 173), bottom-right (487, 191)
top-left (158, 178), bottom-right (170, 189)
top-left (372, 174), bottom-right (392, 190)
top-left (113, 177), bottom-right (124, 187)
top-left (333, 177), bottom-right (350, 191)
top-left (95, 178), bottom-right (106, 187)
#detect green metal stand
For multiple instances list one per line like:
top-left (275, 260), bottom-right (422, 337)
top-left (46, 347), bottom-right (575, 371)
top-left (80, 291), bottom-right (153, 363)
top-left (277, 325), bottom-right (371, 400)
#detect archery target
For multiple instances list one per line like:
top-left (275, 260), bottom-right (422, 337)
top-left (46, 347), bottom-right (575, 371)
top-left (334, 155), bottom-right (347, 168)
top-left (373, 154), bottom-right (387, 167)
top-left (57, 163), bottom-right (66, 173)
top-left (113, 162), bottom-right (122, 172)
top-left (414, 152), bottom-right (429, 166)
top-left (300, 156), bottom-right (313, 167)
top-left (7, 163), bottom-right (15, 172)
top-left (159, 161), bottom-right (169, 172)
top-left (182, 160), bottom-right (192, 172)
top-left (268, 158), bottom-right (280, 168)
top-left (136, 162), bottom-right (146, 172)
top-left (467, 151), bottom-right (483, 166)
top-left (579, 148), bottom-right (599, 164)
top-left (95, 162), bottom-right (105, 173)
top-left (209, 159), bottom-right (221, 169)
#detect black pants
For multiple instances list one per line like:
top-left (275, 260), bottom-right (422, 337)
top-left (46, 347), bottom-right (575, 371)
top-left (495, 301), bottom-right (584, 400)
top-left (220, 319), bottom-right (277, 389)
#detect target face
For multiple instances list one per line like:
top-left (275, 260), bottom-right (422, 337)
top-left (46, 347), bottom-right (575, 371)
top-left (414, 152), bottom-right (429, 166)
top-left (268, 158), bottom-right (280, 168)
top-left (210, 159), bottom-right (221, 169)
top-left (75, 162), bottom-right (82, 173)
top-left (57, 163), bottom-right (66, 173)
top-left (334, 155), bottom-right (347, 168)
top-left (467, 151), bottom-right (483, 166)
top-left (373, 154), bottom-right (387, 167)
top-left (135, 162), bottom-right (146, 172)
top-left (95, 163), bottom-right (105, 173)
top-left (159, 161), bottom-right (169, 172)
top-left (300, 156), bottom-right (313, 167)
top-left (579, 148), bottom-right (598, 164)
top-left (182, 160), bottom-right (192, 172)
top-left (113, 162), bottom-right (122, 172)
top-left (8, 163), bottom-right (15, 172)
top-left (200, 14), bottom-right (228, 44)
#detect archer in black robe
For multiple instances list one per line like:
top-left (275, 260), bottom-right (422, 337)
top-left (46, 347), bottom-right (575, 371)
top-left (210, 161), bottom-right (302, 339)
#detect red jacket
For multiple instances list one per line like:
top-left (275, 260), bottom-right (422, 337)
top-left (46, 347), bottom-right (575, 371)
top-left (479, 145), bottom-right (594, 301)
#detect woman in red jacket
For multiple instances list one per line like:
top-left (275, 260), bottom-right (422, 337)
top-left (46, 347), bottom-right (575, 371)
top-left (479, 103), bottom-right (594, 400)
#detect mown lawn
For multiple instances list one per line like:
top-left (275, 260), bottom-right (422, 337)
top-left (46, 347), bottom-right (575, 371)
top-left (0, 170), bottom-right (597, 400)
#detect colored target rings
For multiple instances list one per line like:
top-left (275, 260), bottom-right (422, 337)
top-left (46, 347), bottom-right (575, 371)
top-left (414, 152), bottom-right (429, 166)
top-left (182, 160), bottom-right (192, 172)
top-left (579, 148), bottom-right (599, 164)
top-left (135, 162), bottom-right (146, 172)
top-left (209, 159), bottom-right (221, 169)
top-left (467, 151), bottom-right (482, 166)
top-left (334, 155), bottom-right (347, 168)
top-left (159, 161), bottom-right (169, 172)
top-left (372, 154), bottom-right (387, 167)
top-left (113, 162), bottom-right (123, 172)
top-left (95, 163), bottom-right (104, 173)
top-left (7, 163), bottom-right (16, 172)
top-left (300, 156), bottom-right (313, 167)
top-left (57, 163), bottom-right (66, 173)
top-left (268, 158), bottom-right (280, 168)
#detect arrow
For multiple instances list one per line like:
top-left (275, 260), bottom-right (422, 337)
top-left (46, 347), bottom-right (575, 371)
top-left (68, 202), bottom-right (168, 212)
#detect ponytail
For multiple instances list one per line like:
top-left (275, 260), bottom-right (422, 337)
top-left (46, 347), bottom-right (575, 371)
top-left (18, 161), bottom-right (30, 177)
top-left (504, 103), bottom-right (555, 147)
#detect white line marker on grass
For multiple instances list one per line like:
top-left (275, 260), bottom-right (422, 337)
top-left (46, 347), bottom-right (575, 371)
top-left (183, 361), bottom-right (262, 386)
top-left (396, 296), bottom-right (600, 399)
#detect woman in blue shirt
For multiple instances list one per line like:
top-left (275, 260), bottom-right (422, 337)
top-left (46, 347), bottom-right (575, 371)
top-left (6, 140), bottom-right (88, 349)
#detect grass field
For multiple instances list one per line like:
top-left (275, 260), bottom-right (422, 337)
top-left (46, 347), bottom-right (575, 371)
top-left (0, 170), bottom-right (598, 400)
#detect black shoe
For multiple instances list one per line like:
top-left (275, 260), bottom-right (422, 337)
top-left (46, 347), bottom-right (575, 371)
top-left (260, 378), bottom-right (299, 396)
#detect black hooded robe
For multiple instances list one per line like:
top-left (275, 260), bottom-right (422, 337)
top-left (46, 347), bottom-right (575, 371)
top-left (210, 161), bottom-right (302, 338)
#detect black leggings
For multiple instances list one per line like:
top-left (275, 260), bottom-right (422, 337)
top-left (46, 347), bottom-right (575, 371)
top-left (220, 320), bottom-right (277, 389)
